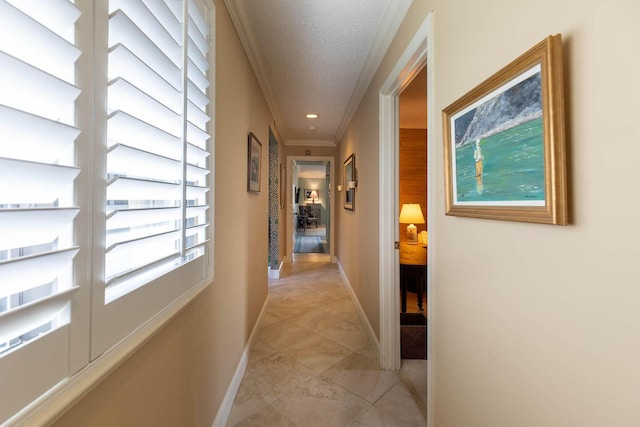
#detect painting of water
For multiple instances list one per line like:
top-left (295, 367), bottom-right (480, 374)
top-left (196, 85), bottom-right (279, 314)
top-left (455, 117), bottom-right (544, 204)
top-left (450, 66), bottom-right (545, 206)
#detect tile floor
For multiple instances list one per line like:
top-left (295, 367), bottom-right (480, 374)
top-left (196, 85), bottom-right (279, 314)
top-left (226, 260), bottom-right (427, 426)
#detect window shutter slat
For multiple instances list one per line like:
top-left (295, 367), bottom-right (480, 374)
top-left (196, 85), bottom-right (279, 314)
top-left (109, 44), bottom-right (182, 113)
top-left (107, 177), bottom-right (181, 202)
top-left (108, 111), bottom-right (182, 158)
top-left (188, 0), bottom-right (209, 37)
top-left (109, 10), bottom-right (181, 88)
top-left (0, 105), bottom-right (80, 164)
top-left (0, 1), bottom-right (80, 80)
top-left (0, 158), bottom-right (80, 204)
top-left (109, 0), bottom-right (182, 66)
top-left (187, 101), bottom-right (210, 130)
top-left (141, 0), bottom-right (182, 44)
top-left (108, 144), bottom-right (181, 180)
top-left (0, 52), bottom-right (80, 121)
top-left (0, 288), bottom-right (76, 344)
top-left (108, 78), bottom-right (181, 135)
top-left (4, 0), bottom-right (80, 37)
top-left (0, 208), bottom-right (79, 250)
top-left (187, 80), bottom-right (208, 110)
top-left (107, 207), bottom-right (182, 228)
top-left (0, 248), bottom-right (78, 300)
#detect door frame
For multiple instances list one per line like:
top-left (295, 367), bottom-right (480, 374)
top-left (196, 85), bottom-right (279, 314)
top-left (378, 13), bottom-right (433, 373)
top-left (285, 155), bottom-right (336, 262)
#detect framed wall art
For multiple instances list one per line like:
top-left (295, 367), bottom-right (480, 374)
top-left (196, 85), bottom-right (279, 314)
top-left (247, 132), bottom-right (262, 193)
top-left (343, 153), bottom-right (356, 211)
top-left (442, 34), bottom-right (568, 225)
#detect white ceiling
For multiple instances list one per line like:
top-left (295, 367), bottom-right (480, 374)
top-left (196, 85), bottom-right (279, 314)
top-left (225, 0), bottom-right (413, 145)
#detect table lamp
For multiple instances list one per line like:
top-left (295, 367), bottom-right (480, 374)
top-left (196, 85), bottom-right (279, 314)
top-left (309, 190), bottom-right (318, 203)
top-left (399, 203), bottom-right (425, 245)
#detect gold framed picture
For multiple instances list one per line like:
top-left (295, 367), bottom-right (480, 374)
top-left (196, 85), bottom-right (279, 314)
top-left (442, 34), bottom-right (568, 225)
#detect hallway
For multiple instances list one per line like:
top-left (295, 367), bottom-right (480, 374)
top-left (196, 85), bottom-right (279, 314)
top-left (226, 262), bottom-right (426, 426)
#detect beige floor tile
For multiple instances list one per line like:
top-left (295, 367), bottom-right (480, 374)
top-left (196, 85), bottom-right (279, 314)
top-left (319, 318), bottom-right (371, 353)
top-left (231, 405), bottom-right (295, 427)
top-left (248, 337), bottom-right (278, 363)
top-left (259, 320), bottom-right (314, 351)
top-left (374, 383), bottom-right (426, 426)
top-left (227, 261), bottom-right (425, 426)
top-left (272, 376), bottom-right (371, 427)
top-left (226, 385), bottom-right (268, 427)
top-left (283, 333), bottom-right (352, 373)
top-left (260, 311), bottom-right (286, 328)
top-left (351, 406), bottom-right (411, 427)
top-left (399, 359), bottom-right (427, 418)
top-left (242, 352), bottom-right (316, 403)
top-left (288, 309), bottom-right (345, 333)
top-left (322, 353), bottom-right (401, 403)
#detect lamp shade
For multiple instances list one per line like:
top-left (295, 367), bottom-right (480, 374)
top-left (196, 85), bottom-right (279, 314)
top-left (309, 190), bottom-right (318, 199)
top-left (399, 203), bottom-right (425, 224)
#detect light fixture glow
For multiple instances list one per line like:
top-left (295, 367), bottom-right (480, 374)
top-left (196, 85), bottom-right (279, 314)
top-left (305, 113), bottom-right (318, 119)
top-left (399, 203), bottom-right (425, 245)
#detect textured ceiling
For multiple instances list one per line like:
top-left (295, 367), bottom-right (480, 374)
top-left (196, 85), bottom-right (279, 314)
top-left (225, 0), bottom-right (412, 145)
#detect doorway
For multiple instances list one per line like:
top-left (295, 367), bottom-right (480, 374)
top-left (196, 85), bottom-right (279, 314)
top-left (398, 68), bottom-right (427, 360)
top-left (378, 13), bottom-right (432, 371)
top-left (286, 156), bottom-right (335, 263)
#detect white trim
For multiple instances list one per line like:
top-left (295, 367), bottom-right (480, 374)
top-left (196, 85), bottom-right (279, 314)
top-left (211, 296), bottom-right (270, 427)
top-left (3, 278), bottom-right (211, 427)
top-left (268, 260), bottom-right (284, 279)
top-left (337, 260), bottom-right (380, 358)
top-left (378, 13), bottom-right (432, 370)
top-left (285, 139), bottom-right (336, 147)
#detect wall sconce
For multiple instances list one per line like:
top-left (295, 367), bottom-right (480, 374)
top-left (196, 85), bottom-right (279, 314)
top-left (399, 203), bottom-right (425, 245)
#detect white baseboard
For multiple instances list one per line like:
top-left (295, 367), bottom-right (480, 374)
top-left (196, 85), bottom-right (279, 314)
top-left (336, 259), bottom-right (381, 360)
top-left (211, 295), bottom-right (270, 427)
top-left (268, 261), bottom-right (283, 279)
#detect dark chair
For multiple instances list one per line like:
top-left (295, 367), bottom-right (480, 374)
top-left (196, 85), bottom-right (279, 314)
top-left (303, 206), bottom-right (318, 228)
top-left (297, 206), bottom-right (308, 230)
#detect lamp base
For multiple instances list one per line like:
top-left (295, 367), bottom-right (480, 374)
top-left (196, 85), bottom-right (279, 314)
top-left (406, 224), bottom-right (418, 245)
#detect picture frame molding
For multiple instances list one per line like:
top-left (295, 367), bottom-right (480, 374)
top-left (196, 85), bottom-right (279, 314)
top-left (247, 132), bottom-right (262, 193)
top-left (442, 34), bottom-right (568, 225)
top-left (343, 153), bottom-right (355, 211)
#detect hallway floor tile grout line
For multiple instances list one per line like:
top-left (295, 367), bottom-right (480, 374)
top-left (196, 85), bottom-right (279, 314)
top-left (226, 261), bottom-right (426, 426)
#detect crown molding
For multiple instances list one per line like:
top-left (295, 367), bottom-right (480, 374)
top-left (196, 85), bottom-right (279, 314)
top-left (285, 139), bottom-right (336, 147)
top-left (224, 0), bottom-right (288, 141)
top-left (334, 1), bottom-right (413, 142)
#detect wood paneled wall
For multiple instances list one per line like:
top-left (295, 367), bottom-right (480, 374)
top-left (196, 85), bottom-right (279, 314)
top-left (399, 128), bottom-right (427, 242)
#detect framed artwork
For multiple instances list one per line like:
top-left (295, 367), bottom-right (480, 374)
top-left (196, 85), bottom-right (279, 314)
top-left (343, 153), bottom-right (355, 210)
top-left (247, 132), bottom-right (262, 193)
top-left (304, 189), bottom-right (318, 200)
top-left (442, 34), bottom-right (568, 225)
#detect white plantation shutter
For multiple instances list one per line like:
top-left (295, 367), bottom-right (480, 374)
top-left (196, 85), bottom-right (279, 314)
top-left (0, 0), bottom-right (83, 423)
top-left (93, 0), bottom-right (212, 356)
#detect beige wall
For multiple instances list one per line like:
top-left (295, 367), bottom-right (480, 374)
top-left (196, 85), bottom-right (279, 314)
top-left (338, 0), bottom-right (640, 426)
top-left (284, 145), bottom-right (337, 158)
top-left (336, 0), bottom-right (432, 340)
top-left (53, 1), bottom-right (272, 425)
top-left (431, 0), bottom-right (640, 425)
